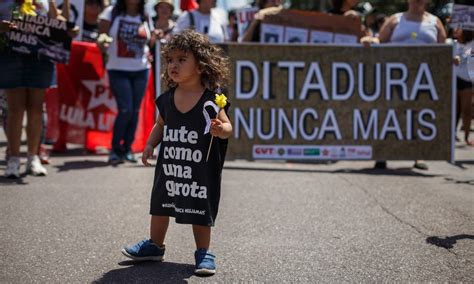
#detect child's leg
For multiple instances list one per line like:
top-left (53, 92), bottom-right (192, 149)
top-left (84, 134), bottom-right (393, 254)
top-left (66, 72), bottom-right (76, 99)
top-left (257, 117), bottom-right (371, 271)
top-left (151, 215), bottom-right (169, 246)
top-left (192, 225), bottom-right (211, 249)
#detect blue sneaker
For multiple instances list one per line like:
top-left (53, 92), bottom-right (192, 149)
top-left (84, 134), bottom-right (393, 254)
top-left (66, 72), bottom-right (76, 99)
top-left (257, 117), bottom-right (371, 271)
top-left (194, 249), bottom-right (216, 275)
top-left (121, 239), bottom-right (165, 261)
top-left (123, 151), bottom-right (137, 163)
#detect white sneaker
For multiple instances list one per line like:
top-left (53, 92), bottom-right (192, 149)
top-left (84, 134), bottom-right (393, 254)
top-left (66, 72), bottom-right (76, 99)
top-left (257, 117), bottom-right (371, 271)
top-left (26, 155), bottom-right (47, 176)
top-left (5, 156), bottom-right (21, 178)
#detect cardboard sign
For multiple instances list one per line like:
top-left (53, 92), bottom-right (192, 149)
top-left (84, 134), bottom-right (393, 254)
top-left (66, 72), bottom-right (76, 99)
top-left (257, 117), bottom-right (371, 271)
top-left (224, 44), bottom-right (454, 161)
top-left (450, 3), bottom-right (474, 31)
top-left (262, 9), bottom-right (364, 44)
top-left (8, 15), bottom-right (72, 63)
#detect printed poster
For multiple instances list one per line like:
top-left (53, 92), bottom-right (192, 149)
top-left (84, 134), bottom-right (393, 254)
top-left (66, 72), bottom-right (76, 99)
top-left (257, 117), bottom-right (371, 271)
top-left (284, 27), bottom-right (308, 44)
top-left (260, 23), bottom-right (284, 43)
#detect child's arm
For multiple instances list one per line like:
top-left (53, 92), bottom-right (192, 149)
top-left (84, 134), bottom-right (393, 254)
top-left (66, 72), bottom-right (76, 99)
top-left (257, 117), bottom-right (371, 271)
top-left (142, 115), bottom-right (165, 166)
top-left (210, 109), bottom-right (233, 139)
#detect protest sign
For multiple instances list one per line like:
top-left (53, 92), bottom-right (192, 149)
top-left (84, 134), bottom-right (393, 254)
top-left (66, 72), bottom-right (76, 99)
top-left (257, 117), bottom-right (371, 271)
top-left (223, 44), bottom-right (454, 161)
top-left (8, 15), bottom-right (72, 63)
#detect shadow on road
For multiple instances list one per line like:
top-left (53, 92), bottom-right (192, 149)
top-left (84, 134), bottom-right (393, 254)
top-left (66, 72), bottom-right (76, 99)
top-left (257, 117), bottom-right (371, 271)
top-left (93, 261), bottom-right (195, 283)
top-left (426, 235), bottom-right (474, 249)
top-left (444, 177), bottom-right (474, 186)
top-left (54, 160), bottom-right (110, 172)
top-left (0, 176), bottom-right (28, 185)
top-left (224, 166), bottom-right (439, 177)
top-left (454, 160), bottom-right (474, 170)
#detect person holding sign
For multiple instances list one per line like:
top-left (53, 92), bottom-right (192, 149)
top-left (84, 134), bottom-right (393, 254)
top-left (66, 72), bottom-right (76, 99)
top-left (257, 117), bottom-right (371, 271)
top-left (121, 30), bottom-right (232, 276)
top-left (361, 0), bottom-right (447, 170)
top-left (0, 0), bottom-right (61, 179)
top-left (97, 0), bottom-right (155, 164)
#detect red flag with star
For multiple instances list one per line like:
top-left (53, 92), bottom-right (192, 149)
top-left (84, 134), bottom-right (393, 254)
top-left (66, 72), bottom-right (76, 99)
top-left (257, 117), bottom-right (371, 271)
top-left (49, 41), bottom-right (155, 153)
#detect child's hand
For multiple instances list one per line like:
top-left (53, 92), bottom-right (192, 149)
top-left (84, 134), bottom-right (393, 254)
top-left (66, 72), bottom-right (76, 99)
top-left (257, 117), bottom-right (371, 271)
top-left (210, 118), bottom-right (224, 137)
top-left (142, 144), bottom-right (154, 166)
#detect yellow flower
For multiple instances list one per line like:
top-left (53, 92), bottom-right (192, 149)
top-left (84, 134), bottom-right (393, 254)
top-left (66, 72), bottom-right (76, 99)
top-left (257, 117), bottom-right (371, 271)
top-left (214, 93), bottom-right (227, 109)
top-left (411, 32), bottom-right (417, 40)
top-left (20, 0), bottom-right (37, 16)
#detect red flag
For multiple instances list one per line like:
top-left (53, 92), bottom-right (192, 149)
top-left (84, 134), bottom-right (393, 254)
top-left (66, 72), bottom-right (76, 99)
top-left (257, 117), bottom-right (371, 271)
top-left (48, 41), bottom-right (155, 153)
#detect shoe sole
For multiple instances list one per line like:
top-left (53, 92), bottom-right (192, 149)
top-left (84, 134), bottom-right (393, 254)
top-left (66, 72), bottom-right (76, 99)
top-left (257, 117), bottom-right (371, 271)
top-left (121, 249), bottom-right (164, 261)
top-left (26, 170), bottom-right (47, 176)
top-left (5, 174), bottom-right (20, 179)
top-left (194, 268), bottom-right (216, 276)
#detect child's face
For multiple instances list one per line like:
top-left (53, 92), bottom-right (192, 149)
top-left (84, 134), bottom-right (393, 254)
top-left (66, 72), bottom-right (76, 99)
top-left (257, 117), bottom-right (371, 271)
top-left (166, 50), bottom-right (200, 84)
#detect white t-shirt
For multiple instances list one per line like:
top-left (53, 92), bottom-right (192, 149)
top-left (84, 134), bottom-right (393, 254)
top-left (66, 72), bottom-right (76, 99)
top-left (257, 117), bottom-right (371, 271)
top-left (99, 6), bottom-right (152, 71)
top-left (174, 10), bottom-right (228, 43)
top-left (454, 40), bottom-right (474, 82)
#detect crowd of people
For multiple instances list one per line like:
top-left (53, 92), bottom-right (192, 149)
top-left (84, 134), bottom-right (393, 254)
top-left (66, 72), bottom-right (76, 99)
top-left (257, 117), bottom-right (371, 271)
top-left (0, 0), bottom-right (473, 177)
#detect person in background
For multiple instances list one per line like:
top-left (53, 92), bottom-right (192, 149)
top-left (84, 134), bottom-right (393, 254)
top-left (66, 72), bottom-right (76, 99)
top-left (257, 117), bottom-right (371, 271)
top-left (361, 0), bottom-right (447, 170)
top-left (152, 0), bottom-right (175, 42)
top-left (174, 0), bottom-right (228, 43)
top-left (241, 0), bottom-right (283, 42)
top-left (452, 27), bottom-right (474, 146)
top-left (227, 9), bottom-right (238, 42)
top-left (97, 0), bottom-right (155, 165)
top-left (328, 0), bottom-right (359, 16)
top-left (0, 0), bottom-right (60, 178)
top-left (82, 0), bottom-right (104, 42)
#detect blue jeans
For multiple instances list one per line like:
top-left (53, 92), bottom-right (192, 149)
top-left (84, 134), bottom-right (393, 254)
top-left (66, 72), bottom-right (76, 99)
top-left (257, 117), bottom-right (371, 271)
top-left (108, 69), bottom-right (149, 154)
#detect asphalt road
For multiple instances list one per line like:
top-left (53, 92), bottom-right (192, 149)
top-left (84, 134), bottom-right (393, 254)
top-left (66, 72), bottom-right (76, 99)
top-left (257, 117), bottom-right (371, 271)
top-left (1, 131), bottom-right (473, 283)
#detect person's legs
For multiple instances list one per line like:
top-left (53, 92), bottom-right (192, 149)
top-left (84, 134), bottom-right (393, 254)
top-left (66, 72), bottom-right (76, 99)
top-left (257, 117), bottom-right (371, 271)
top-left (123, 69), bottom-right (149, 153)
top-left (4, 89), bottom-right (27, 177)
top-left (108, 70), bottom-right (134, 158)
top-left (150, 215), bottom-right (169, 246)
top-left (459, 88), bottom-right (473, 145)
top-left (6, 88), bottom-right (27, 157)
top-left (24, 88), bottom-right (47, 176)
top-left (25, 88), bottom-right (45, 156)
top-left (456, 90), bottom-right (462, 141)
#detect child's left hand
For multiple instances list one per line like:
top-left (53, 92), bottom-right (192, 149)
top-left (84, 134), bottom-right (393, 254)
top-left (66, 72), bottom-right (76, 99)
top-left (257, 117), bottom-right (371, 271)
top-left (210, 118), bottom-right (224, 137)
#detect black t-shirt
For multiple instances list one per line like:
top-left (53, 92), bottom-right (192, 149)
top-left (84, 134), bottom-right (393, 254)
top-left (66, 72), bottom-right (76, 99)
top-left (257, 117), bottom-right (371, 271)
top-left (150, 88), bottom-right (230, 226)
top-left (82, 22), bottom-right (99, 42)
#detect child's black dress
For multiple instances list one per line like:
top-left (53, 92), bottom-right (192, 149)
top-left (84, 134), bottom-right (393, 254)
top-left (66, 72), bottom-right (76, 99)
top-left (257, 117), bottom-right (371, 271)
top-left (150, 88), bottom-right (229, 226)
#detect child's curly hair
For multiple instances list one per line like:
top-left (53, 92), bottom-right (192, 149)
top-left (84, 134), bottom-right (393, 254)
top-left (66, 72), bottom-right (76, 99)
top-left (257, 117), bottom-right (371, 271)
top-left (161, 30), bottom-right (230, 91)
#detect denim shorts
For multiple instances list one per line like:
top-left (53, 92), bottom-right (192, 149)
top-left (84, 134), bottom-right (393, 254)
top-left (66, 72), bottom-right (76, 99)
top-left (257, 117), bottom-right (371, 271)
top-left (0, 51), bottom-right (54, 89)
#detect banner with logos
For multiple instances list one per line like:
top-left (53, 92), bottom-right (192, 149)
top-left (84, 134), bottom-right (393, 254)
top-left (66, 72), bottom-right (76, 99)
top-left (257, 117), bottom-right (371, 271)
top-left (224, 44), bottom-right (454, 161)
top-left (46, 41), bottom-right (155, 153)
top-left (8, 15), bottom-right (72, 63)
